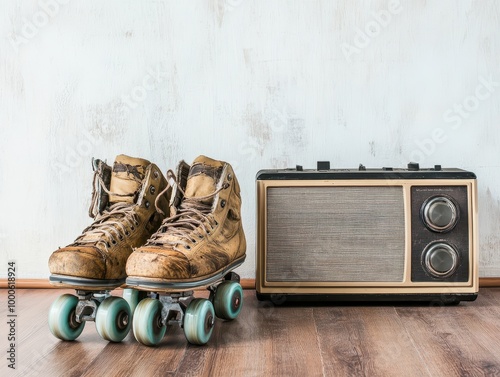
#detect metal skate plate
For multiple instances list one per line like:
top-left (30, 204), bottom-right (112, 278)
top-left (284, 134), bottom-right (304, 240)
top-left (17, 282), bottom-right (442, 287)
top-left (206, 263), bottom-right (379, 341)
top-left (74, 290), bottom-right (110, 323)
top-left (158, 293), bottom-right (192, 327)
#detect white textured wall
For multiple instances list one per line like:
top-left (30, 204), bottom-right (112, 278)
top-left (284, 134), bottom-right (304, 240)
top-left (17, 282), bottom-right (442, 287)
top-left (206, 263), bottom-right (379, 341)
top-left (1, 0), bottom-right (499, 279)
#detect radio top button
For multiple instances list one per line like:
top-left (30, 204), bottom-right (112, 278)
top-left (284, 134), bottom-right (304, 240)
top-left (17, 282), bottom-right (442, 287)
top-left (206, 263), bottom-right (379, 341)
top-left (317, 161), bottom-right (330, 170)
top-left (408, 162), bottom-right (420, 171)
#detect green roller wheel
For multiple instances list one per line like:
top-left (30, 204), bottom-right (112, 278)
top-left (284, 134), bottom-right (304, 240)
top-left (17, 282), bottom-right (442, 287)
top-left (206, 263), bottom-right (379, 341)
top-left (213, 281), bottom-right (243, 320)
top-left (95, 297), bottom-right (132, 342)
top-left (183, 298), bottom-right (215, 345)
top-left (48, 294), bottom-right (85, 341)
top-left (122, 288), bottom-right (146, 315)
top-left (132, 298), bottom-right (166, 346)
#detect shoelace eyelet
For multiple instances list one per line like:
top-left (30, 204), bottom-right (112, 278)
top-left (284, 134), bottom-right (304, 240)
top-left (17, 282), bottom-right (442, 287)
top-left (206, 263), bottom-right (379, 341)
top-left (185, 245), bottom-right (191, 250)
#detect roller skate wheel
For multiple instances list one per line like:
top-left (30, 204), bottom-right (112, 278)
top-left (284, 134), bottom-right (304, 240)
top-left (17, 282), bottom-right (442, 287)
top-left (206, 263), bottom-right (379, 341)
top-left (48, 294), bottom-right (85, 341)
top-left (214, 281), bottom-right (243, 320)
top-left (122, 288), bottom-right (146, 315)
top-left (183, 298), bottom-right (215, 345)
top-left (132, 298), bottom-right (166, 346)
top-left (95, 296), bottom-right (132, 342)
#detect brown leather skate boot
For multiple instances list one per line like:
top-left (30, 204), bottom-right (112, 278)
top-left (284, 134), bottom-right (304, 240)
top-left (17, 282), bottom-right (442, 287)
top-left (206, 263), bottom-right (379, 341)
top-left (49, 154), bottom-right (170, 289)
top-left (125, 155), bottom-right (246, 289)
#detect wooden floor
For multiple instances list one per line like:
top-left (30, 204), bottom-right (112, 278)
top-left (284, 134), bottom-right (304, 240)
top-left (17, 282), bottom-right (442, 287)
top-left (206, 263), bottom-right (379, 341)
top-left (1, 288), bottom-right (500, 377)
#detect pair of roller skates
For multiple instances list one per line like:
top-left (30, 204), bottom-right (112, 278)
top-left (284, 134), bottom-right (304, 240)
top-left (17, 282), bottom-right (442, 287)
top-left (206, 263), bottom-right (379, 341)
top-left (48, 155), bottom-right (246, 346)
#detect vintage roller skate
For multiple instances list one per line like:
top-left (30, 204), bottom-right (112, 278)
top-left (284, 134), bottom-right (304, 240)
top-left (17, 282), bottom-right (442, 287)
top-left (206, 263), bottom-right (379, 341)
top-left (125, 156), bottom-right (246, 346)
top-left (48, 155), bottom-right (170, 342)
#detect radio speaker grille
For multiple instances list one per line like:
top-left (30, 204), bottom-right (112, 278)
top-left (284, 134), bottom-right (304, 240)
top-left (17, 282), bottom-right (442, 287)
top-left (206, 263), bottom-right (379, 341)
top-left (266, 186), bottom-right (405, 282)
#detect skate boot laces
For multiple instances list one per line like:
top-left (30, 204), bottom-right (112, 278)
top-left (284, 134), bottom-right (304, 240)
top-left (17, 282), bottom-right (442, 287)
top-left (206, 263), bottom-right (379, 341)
top-left (71, 169), bottom-right (141, 252)
top-left (149, 171), bottom-right (229, 250)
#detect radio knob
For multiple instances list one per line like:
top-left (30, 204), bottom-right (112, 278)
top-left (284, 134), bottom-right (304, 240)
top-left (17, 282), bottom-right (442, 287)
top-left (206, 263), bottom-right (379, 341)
top-left (423, 243), bottom-right (459, 278)
top-left (422, 196), bottom-right (458, 232)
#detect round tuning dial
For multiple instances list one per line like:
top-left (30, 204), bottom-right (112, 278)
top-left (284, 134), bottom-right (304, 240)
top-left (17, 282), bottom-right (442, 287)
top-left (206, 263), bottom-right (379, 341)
top-left (423, 242), bottom-right (459, 278)
top-left (421, 196), bottom-right (459, 232)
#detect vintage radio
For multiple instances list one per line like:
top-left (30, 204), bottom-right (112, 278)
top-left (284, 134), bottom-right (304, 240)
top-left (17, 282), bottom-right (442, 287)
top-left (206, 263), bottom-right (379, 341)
top-left (256, 162), bottom-right (478, 304)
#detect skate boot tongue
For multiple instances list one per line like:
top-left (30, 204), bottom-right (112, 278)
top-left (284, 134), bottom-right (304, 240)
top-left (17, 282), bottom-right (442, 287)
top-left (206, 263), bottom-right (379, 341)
top-left (109, 154), bottom-right (151, 204)
top-left (184, 156), bottom-right (224, 204)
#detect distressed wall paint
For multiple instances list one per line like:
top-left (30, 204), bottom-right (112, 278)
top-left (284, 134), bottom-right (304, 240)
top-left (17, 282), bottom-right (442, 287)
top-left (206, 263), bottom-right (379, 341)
top-left (0, 0), bottom-right (499, 279)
